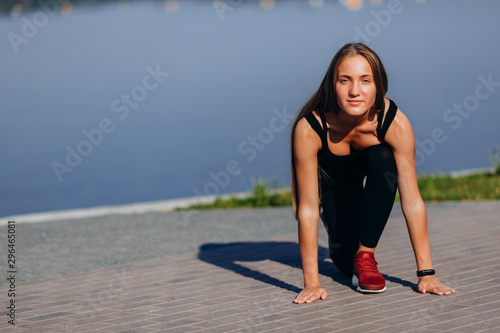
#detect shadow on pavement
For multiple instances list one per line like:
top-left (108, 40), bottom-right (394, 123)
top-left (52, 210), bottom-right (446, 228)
top-left (197, 241), bottom-right (353, 294)
top-left (383, 274), bottom-right (418, 292)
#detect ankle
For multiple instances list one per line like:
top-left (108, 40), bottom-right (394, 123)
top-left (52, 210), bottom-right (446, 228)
top-left (357, 245), bottom-right (375, 255)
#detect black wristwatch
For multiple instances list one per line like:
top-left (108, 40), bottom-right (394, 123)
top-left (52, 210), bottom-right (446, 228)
top-left (416, 269), bottom-right (435, 277)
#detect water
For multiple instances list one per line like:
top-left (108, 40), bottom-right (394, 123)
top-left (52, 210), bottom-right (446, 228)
top-left (1, 0), bottom-right (500, 217)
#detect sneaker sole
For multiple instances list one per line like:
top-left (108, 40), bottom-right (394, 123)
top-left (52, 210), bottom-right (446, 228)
top-left (352, 275), bottom-right (386, 293)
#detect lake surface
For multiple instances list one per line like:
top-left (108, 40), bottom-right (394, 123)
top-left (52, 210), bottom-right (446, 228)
top-left (1, 0), bottom-right (500, 217)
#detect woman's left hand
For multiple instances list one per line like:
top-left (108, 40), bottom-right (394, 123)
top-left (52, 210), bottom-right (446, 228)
top-left (417, 275), bottom-right (455, 295)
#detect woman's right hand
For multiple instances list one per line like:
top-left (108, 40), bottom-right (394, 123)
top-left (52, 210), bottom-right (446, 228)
top-left (293, 285), bottom-right (328, 304)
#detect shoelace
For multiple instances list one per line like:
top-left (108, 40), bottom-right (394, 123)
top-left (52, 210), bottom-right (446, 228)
top-left (354, 257), bottom-right (379, 274)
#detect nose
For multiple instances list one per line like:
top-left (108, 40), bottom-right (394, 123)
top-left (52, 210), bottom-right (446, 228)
top-left (349, 81), bottom-right (360, 97)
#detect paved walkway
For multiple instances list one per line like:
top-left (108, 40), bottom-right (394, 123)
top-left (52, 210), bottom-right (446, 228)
top-left (1, 201), bottom-right (500, 332)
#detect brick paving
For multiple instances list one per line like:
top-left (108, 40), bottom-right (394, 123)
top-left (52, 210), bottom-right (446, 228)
top-left (2, 201), bottom-right (500, 332)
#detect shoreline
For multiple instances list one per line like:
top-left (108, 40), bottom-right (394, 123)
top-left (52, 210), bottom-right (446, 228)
top-left (2, 167), bottom-right (495, 225)
top-left (0, 192), bottom-right (252, 225)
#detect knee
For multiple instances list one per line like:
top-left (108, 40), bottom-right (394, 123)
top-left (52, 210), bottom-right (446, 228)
top-left (365, 145), bottom-right (398, 190)
top-left (366, 144), bottom-right (395, 166)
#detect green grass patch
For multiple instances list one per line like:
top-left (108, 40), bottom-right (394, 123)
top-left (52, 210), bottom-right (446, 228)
top-left (179, 172), bottom-right (500, 211)
top-left (409, 172), bottom-right (500, 202)
top-left (177, 179), bottom-right (292, 210)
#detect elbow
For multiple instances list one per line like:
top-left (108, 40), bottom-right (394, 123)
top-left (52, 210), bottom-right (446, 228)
top-left (402, 196), bottom-right (426, 217)
top-left (297, 206), bottom-right (319, 225)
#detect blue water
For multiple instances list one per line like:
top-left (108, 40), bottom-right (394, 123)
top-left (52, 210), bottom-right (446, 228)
top-left (1, 0), bottom-right (500, 217)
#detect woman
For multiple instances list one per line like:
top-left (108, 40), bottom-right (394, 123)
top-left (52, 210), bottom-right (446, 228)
top-left (291, 43), bottom-right (455, 304)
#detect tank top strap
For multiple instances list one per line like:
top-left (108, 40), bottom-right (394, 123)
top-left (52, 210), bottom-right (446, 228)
top-left (304, 112), bottom-right (328, 148)
top-left (377, 99), bottom-right (398, 141)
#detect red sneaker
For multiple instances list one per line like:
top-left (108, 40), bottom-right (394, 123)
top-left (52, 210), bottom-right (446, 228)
top-left (352, 251), bottom-right (386, 293)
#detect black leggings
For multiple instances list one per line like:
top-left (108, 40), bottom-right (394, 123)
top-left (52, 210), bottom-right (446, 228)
top-left (320, 144), bottom-right (398, 275)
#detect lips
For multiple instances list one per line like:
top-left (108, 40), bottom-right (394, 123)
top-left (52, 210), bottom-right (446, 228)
top-left (347, 100), bottom-right (363, 105)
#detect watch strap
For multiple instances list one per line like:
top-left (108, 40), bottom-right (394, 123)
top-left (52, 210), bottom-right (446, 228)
top-left (416, 269), bottom-right (435, 277)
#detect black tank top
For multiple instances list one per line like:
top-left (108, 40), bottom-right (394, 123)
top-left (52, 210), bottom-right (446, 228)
top-left (305, 99), bottom-right (398, 189)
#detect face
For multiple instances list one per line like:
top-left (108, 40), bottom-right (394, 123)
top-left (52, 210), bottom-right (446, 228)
top-left (335, 54), bottom-right (377, 117)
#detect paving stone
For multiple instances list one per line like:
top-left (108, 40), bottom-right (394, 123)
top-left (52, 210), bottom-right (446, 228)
top-left (2, 202), bottom-right (500, 332)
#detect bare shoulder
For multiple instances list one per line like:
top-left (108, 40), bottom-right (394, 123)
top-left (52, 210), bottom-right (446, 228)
top-left (392, 107), bottom-right (411, 132)
top-left (385, 102), bottom-right (415, 151)
top-left (295, 116), bottom-right (320, 143)
top-left (294, 115), bottom-right (322, 153)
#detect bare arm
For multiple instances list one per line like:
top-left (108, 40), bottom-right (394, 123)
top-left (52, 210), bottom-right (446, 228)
top-left (385, 109), bottom-right (455, 295)
top-left (292, 117), bottom-right (328, 304)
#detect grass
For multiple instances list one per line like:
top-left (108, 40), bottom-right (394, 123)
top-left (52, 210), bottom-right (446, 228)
top-left (178, 179), bottom-right (292, 210)
top-left (178, 171), bottom-right (500, 211)
top-left (400, 171), bottom-right (500, 202)
top-left (490, 145), bottom-right (500, 176)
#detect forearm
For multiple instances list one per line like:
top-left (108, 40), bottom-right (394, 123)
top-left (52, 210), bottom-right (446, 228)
top-left (298, 213), bottom-right (320, 286)
top-left (402, 199), bottom-right (434, 271)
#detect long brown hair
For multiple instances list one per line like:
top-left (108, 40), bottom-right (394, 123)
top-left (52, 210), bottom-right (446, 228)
top-left (290, 43), bottom-right (388, 219)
